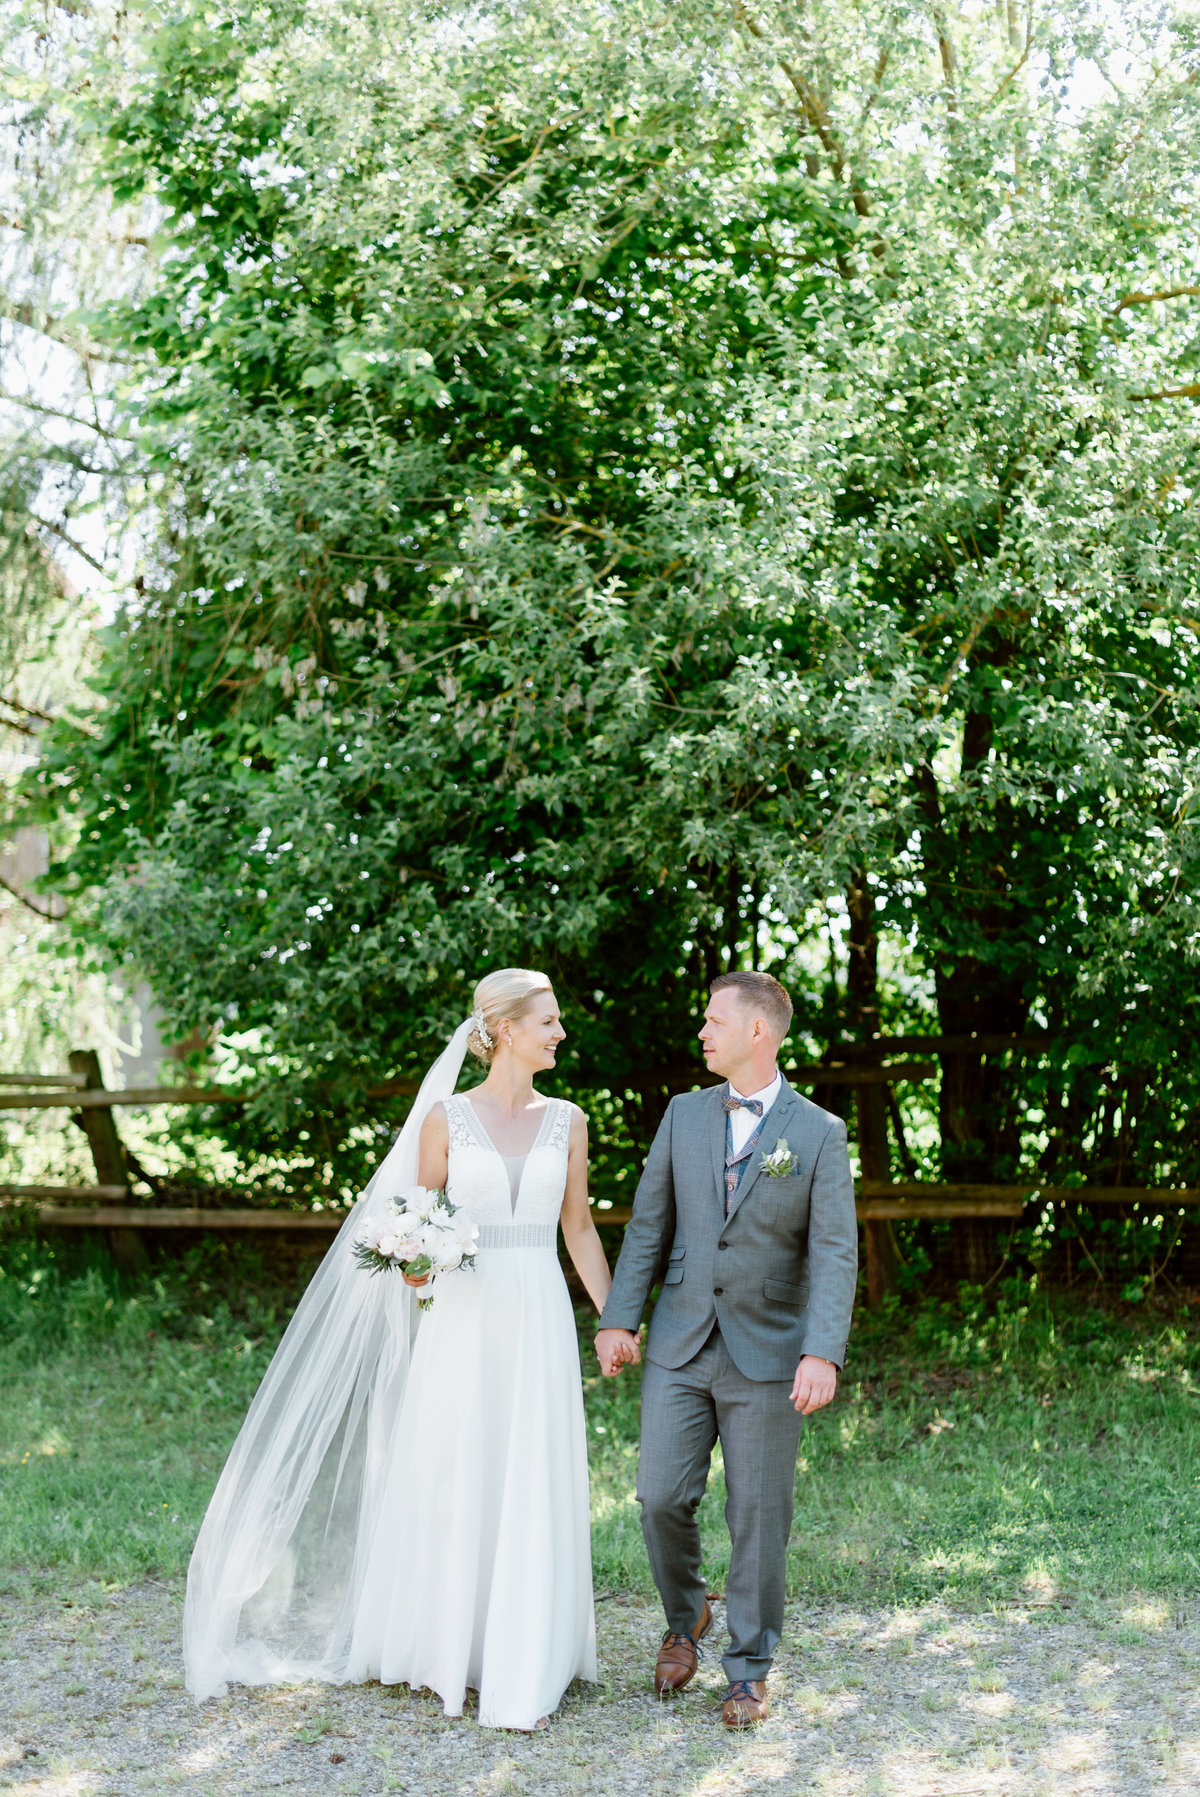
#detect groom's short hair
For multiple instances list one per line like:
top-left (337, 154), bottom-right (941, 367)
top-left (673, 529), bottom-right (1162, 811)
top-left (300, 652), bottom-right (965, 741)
top-left (709, 971), bottom-right (793, 1043)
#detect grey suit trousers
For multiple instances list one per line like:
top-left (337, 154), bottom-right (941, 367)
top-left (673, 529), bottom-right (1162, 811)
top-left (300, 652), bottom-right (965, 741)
top-left (637, 1326), bottom-right (803, 1684)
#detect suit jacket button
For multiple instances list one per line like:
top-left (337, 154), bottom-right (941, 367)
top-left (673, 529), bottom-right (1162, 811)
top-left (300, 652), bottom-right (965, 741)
top-left (718, 1241), bottom-right (728, 1250)
top-left (713, 1286), bottom-right (723, 1296)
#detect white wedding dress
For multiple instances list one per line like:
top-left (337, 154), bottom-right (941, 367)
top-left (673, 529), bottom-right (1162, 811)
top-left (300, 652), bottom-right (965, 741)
top-left (345, 1093), bottom-right (597, 1728)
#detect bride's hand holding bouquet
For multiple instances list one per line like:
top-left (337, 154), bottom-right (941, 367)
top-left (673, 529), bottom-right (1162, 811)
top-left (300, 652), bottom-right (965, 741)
top-left (353, 1184), bottom-right (479, 1307)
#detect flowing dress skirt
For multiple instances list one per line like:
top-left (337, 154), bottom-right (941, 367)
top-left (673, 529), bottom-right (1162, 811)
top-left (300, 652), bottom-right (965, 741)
top-left (346, 1238), bottom-right (596, 1730)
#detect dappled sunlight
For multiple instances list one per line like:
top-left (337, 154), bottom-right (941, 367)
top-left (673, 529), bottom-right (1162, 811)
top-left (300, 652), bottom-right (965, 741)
top-left (479, 1759), bottom-right (525, 1793)
top-left (1041, 1727), bottom-right (1112, 1780)
top-left (2, 1427), bottom-right (72, 1467)
top-left (874, 1748), bottom-right (1016, 1794)
top-left (179, 1736), bottom-right (232, 1773)
top-left (861, 1606), bottom-right (927, 1649)
top-left (589, 1484), bottom-right (639, 1522)
top-left (1075, 1658), bottom-right (1118, 1691)
top-left (685, 1740), bottom-right (796, 1794)
top-left (786, 1681), bottom-right (831, 1720)
top-left (963, 1685), bottom-right (1016, 1717)
top-left (1020, 1561), bottom-right (1059, 1604)
top-left (1162, 1735), bottom-right (1200, 1782)
top-left (1119, 1598), bottom-right (1170, 1630)
top-left (8, 1777), bottom-right (96, 1796)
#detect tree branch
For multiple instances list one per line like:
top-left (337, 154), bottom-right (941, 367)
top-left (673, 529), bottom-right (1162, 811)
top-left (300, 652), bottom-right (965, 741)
top-left (861, 49), bottom-right (890, 123)
top-left (0, 384), bottom-right (128, 441)
top-left (734, 3), bottom-right (880, 235)
top-left (934, 9), bottom-right (960, 116)
top-left (985, 41), bottom-right (1032, 108)
top-left (1129, 382), bottom-right (1200, 403)
top-left (26, 512), bottom-right (107, 573)
top-left (0, 210), bottom-right (149, 247)
top-left (0, 873), bottom-right (65, 920)
top-left (0, 693), bottom-right (56, 724)
top-left (1112, 285), bottom-right (1200, 314)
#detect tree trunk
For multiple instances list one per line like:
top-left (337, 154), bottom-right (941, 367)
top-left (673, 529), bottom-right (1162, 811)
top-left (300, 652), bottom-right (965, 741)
top-left (927, 710), bottom-right (1029, 1283)
top-left (846, 873), bottom-right (897, 1304)
top-left (69, 1049), bottom-right (148, 1275)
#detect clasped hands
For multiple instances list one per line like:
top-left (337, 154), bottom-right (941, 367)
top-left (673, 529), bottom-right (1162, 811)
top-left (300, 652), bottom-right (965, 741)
top-left (594, 1327), bottom-right (837, 1415)
top-left (594, 1327), bottom-right (641, 1377)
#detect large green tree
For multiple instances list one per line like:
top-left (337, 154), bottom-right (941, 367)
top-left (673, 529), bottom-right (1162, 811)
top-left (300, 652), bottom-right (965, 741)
top-left (21, 0), bottom-right (1200, 1201)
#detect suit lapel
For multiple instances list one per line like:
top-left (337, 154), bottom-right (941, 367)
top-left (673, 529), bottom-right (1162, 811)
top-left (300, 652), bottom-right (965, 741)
top-left (725, 1081), bottom-right (799, 1222)
top-left (709, 1085), bottom-right (729, 1214)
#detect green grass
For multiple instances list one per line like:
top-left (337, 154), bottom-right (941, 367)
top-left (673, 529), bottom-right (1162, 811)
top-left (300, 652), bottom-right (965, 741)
top-left (3, 1235), bottom-right (1199, 1616)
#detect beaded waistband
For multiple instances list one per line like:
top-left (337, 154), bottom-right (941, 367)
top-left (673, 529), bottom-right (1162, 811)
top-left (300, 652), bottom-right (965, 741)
top-left (476, 1222), bottom-right (557, 1250)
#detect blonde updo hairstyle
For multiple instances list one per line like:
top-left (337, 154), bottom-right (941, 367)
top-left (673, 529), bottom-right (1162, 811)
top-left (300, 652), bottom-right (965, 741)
top-left (467, 968), bottom-right (554, 1065)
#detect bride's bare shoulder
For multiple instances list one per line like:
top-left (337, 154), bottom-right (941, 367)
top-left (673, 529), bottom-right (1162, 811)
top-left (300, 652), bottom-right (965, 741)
top-left (420, 1101), bottom-right (450, 1139)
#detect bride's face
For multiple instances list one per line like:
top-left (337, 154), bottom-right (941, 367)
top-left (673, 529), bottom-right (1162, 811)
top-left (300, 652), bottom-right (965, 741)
top-left (498, 992), bottom-right (565, 1071)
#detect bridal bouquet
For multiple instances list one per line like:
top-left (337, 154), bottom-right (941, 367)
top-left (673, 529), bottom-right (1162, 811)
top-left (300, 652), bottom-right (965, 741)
top-left (353, 1185), bottom-right (479, 1308)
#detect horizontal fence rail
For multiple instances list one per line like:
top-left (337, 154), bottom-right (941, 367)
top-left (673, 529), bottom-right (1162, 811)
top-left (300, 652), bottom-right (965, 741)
top-left (3, 1036), bottom-right (1180, 1301)
top-left (7, 1187), bottom-right (1200, 1235)
top-left (0, 1050), bottom-right (960, 1114)
top-left (19, 1204), bottom-right (346, 1231)
top-left (0, 1072), bottom-right (88, 1088)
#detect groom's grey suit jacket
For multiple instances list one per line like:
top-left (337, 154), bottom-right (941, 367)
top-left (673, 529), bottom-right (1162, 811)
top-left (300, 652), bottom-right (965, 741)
top-left (599, 1079), bottom-right (858, 1381)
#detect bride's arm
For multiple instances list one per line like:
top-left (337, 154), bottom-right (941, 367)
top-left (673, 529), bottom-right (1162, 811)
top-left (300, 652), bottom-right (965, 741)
top-left (559, 1105), bottom-right (615, 1316)
top-left (416, 1103), bottom-right (449, 1190)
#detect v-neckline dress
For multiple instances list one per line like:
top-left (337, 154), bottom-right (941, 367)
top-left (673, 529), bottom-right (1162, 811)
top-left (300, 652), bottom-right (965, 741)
top-left (346, 1092), bottom-right (596, 1729)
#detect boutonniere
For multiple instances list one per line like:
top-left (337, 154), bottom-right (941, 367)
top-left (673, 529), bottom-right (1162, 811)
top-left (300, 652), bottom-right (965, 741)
top-left (760, 1138), bottom-right (798, 1178)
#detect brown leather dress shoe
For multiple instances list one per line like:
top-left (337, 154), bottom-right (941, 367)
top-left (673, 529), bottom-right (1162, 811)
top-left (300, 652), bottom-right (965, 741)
top-left (653, 1598), bottom-right (714, 1694)
top-left (721, 1679), bottom-right (768, 1726)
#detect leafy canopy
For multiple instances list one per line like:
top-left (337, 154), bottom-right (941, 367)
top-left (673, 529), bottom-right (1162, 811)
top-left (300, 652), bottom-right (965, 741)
top-left (21, 0), bottom-right (1200, 1191)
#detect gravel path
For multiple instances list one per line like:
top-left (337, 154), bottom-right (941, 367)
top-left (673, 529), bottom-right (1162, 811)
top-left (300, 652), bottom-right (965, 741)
top-left (1, 1582), bottom-right (1197, 1795)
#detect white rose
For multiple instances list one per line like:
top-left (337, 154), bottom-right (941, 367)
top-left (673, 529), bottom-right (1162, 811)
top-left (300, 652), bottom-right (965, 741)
top-left (432, 1240), bottom-right (464, 1272)
top-left (452, 1211), bottom-right (479, 1248)
top-left (376, 1232), bottom-right (400, 1258)
top-left (405, 1186), bottom-right (438, 1219)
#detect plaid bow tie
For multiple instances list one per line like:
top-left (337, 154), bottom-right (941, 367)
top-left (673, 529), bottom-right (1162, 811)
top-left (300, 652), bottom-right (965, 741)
top-left (722, 1095), bottom-right (764, 1116)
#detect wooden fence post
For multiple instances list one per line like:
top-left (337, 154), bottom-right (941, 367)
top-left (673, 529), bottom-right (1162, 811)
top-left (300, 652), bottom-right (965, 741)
top-left (67, 1049), bottom-right (148, 1274)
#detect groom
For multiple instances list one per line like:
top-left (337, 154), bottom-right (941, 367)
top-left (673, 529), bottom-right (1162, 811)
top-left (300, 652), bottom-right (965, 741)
top-left (595, 971), bottom-right (858, 1727)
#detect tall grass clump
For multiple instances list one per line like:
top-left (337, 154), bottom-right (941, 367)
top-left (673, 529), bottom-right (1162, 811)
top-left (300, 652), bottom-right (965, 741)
top-left (0, 1232), bottom-right (305, 1592)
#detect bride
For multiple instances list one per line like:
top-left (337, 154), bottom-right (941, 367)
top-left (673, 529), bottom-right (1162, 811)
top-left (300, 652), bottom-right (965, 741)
top-left (184, 968), bottom-right (627, 1731)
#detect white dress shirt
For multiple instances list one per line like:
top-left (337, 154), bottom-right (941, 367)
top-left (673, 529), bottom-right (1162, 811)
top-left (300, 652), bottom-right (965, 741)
top-left (725, 1070), bottom-right (783, 1154)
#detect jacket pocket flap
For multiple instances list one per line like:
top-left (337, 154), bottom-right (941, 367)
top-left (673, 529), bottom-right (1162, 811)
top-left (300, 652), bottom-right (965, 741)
top-left (763, 1277), bottom-right (806, 1305)
top-left (662, 1265), bottom-right (685, 1285)
top-left (668, 1245), bottom-right (686, 1260)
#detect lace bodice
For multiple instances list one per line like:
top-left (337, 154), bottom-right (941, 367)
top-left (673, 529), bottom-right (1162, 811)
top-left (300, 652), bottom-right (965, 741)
top-left (444, 1094), bottom-right (571, 1232)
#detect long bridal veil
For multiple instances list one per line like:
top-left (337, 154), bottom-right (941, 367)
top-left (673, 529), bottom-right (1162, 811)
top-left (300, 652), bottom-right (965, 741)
top-left (183, 1020), bottom-right (472, 1701)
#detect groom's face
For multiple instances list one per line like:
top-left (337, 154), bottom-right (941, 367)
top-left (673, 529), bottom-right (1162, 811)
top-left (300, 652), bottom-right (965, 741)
top-left (698, 989), bottom-right (763, 1080)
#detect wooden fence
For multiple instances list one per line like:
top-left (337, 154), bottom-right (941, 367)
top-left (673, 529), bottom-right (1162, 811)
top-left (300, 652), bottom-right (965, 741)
top-left (2, 1040), bottom-right (1192, 1304)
